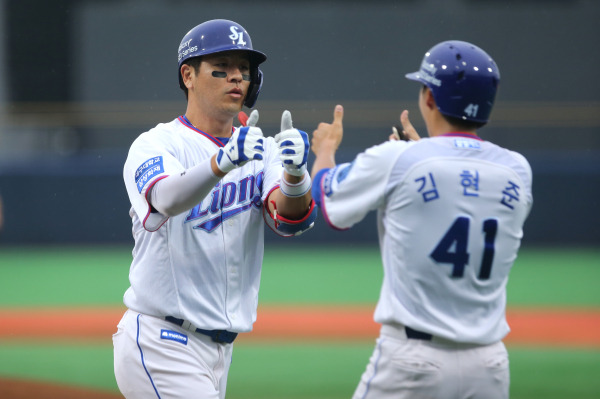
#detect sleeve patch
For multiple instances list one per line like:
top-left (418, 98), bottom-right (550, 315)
top-left (322, 162), bottom-right (353, 197)
top-left (135, 156), bottom-right (164, 193)
top-left (322, 168), bottom-right (336, 197)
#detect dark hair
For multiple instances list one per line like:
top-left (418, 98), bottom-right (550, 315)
top-left (181, 57), bottom-right (203, 100)
top-left (441, 114), bottom-right (486, 131)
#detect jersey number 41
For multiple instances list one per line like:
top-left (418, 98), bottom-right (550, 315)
top-left (430, 216), bottom-right (498, 280)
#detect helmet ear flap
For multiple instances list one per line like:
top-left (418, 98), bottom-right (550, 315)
top-left (244, 67), bottom-right (263, 108)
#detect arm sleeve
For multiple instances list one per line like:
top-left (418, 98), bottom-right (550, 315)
top-left (123, 129), bottom-right (215, 231)
top-left (149, 157), bottom-right (221, 217)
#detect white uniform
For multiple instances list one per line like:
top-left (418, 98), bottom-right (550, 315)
top-left (114, 116), bottom-right (285, 399)
top-left (313, 133), bottom-right (533, 399)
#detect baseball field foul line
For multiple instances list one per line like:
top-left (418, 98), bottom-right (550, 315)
top-left (0, 306), bottom-right (599, 347)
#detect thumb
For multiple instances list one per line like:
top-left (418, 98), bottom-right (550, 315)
top-left (247, 110), bottom-right (259, 127)
top-left (332, 104), bottom-right (344, 125)
top-left (399, 110), bottom-right (420, 141)
top-left (280, 110), bottom-right (293, 131)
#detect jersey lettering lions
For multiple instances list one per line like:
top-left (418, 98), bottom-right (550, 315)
top-left (313, 133), bottom-right (533, 344)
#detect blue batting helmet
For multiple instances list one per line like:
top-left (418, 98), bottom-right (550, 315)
top-left (405, 40), bottom-right (500, 124)
top-left (177, 19), bottom-right (267, 108)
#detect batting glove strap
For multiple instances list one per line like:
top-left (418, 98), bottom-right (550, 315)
top-left (274, 128), bottom-right (309, 177)
top-left (279, 171), bottom-right (311, 198)
top-left (216, 126), bottom-right (264, 173)
top-left (215, 148), bottom-right (235, 173)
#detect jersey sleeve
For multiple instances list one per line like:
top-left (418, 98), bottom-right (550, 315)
top-left (123, 130), bottom-right (187, 231)
top-left (313, 141), bottom-right (411, 230)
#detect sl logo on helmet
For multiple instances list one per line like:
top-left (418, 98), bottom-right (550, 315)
top-left (229, 27), bottom-right (247, 46)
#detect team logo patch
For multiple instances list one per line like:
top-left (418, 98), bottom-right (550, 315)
top-left (323, 163), bottom-right (354, 197)
top-left (135, 156), bottom-right (164, 193)
top-left (160, 329), bottom-right (188, 345)
top-left (322, 168), bottom-right (335, 197)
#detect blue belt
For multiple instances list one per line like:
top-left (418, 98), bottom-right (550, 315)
top-left (405, 326), bottom-right (433, 340)
top-left (165, 316), bottom-right (238, 344)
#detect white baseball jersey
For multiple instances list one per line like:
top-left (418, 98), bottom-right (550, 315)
top-left (314, 133), bottom-right (533, 344)
top-left (122, 116), bottom-right (282, 333)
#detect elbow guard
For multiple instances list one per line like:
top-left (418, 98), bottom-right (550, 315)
top-left (264, 200), bottom-right (318, 237)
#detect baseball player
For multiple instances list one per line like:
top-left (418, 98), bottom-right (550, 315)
top-left (311, 41), bottom-right (533, 399)
top-left (113, 19), bottom-right (316, 399)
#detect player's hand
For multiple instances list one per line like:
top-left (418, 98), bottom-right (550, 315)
top-left (390, 110), bottom-right (420, 141)
top-left (311, 104), bottom-right (344, 156)
top-left (274, 110), bottom-right (309, 177)
top-left (216, 111), bottom-right (264, 173)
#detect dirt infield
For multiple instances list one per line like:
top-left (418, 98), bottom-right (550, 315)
top-left (1, 305), bottom-right (599, 398)
top-left (0, 377), bottom-right (122, 399)
top-left (250, 305), bottom-right (600, 346)
top-left (0, 378), bottom-right (123, 399)
top-left (1, 305), bottom-right (599, 346)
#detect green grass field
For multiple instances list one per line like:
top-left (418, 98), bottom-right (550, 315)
top-left (0, 245), bottom-right (599, 398)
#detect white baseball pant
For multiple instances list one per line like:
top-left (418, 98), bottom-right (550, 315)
top-left (352, 324), bottom-right (510, 399)
top-left (113, 310), bottom-right (233, 399)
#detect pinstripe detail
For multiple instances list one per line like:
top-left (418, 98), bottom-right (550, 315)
top-left (360, 338), bottom-right (385, 399)
top-left (136, 314), bottom-right (161, 398)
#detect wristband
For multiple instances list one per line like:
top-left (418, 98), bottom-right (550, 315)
top-left (279, 171), bottom-right (311, 198)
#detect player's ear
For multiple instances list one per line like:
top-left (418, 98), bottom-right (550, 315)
top-left (181, 64), bottom-right (194, 89)
top-left (424, 87), bottom-right (436, 111)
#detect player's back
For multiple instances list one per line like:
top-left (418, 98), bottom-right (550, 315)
top-left (376, 134), bottom-right (533, 344)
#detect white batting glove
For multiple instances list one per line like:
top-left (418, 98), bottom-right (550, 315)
top-left (274, 110), bottom-right (309, 177)
top-left (216, 110), bottom-right (264, 173)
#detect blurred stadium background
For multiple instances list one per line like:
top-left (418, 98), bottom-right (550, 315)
top-left (0, 0), bottom-right (598, 398)
top-left (0, 0), bottom-right (598, 247)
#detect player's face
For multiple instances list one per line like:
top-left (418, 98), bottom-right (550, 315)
top-left (193, 52), bottom-right (251, 117)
